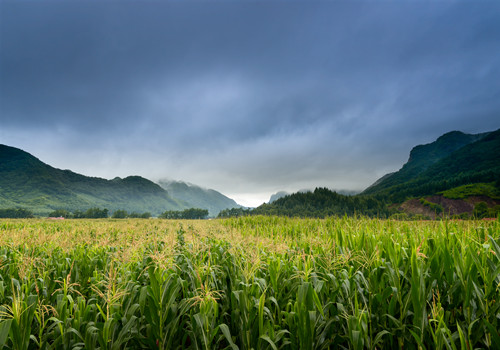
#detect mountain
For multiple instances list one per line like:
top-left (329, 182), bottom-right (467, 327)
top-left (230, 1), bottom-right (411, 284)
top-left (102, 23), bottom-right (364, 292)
top-left (269, 191), bottom-right (290, 203)
top-left (157, 180), bottom-right (240, 217)
top-left (362, 129), bottom-right (500, 201)
top-left (363, 130), bottom-right (490, 194)
top-left (252, 128), bottom-right (500, 218)
top-left (268, 190), bottom-right (310, 203)
top-left (0, 144), bottom-right (185, 216)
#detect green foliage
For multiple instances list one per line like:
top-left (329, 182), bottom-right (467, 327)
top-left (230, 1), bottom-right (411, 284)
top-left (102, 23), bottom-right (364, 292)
top-left (451, 212), bottom-right (472, 220)
top-left (217, 207), bottom-right (252, 218)
top-left (474, 202), bottom-right (489, 218)
top-left (0, 217), bottom-right (498, 349)
top-left (251, 188), bottom-right (393, 218)
top-left (160, 208), bottom-right (209, 219)
top-left (47, 209), bottom-right (73, 218)
top-left (73, 207), bottom-right (109, 218)
top-left (440, 182), bottom-right (500, 199)
top-left (389, 212), bottom-right (433, 221)
top-left (111, 210), bottom-right (128, 219)
top-left (473, 202), bottom-right (500, 219)
top-left (0, 208), bottom-right (33, 218)
top-left (128, 211), bottom-right (151, 219)
top-left (419, 198), bottom-right (444, 214)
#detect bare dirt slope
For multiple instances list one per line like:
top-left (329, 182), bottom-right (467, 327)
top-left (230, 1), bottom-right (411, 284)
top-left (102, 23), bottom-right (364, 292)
top-left (399, 195), bottom-right (500, 218)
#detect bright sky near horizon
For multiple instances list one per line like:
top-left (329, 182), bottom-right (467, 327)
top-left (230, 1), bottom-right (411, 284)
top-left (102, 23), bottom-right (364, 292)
top-left (1, 1), bottom-right (499, 207)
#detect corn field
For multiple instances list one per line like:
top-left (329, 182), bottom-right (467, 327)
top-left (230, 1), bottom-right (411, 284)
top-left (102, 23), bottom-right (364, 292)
top-left (0, 217), bottom-right (499, 349)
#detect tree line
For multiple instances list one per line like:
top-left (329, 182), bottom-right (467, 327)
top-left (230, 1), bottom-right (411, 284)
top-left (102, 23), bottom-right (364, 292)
top-left (217, 188), bottom-right (394, 219)
top-left (0, 208), bottom-right (34, 218)
top-left (159, 208), bottom-right (209, 219)
top-left (0, 207), bottom-right (210, 219)
top-left (51, 208), bottom-right (209, 219)
top-left (48, 208), bottom-right (151, 219)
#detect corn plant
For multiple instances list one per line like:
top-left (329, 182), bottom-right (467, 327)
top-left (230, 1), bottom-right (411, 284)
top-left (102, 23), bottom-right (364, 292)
top-left (0, 217), bottom-right (497, 349)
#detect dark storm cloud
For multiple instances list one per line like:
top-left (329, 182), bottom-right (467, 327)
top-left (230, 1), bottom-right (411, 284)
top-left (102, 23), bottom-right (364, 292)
top-left (1, 1), bottom-right (499, 206)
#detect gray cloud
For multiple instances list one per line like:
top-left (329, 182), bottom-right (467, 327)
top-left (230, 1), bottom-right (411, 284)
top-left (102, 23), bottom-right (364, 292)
top-left (1, 1), bottom-right (499, 206)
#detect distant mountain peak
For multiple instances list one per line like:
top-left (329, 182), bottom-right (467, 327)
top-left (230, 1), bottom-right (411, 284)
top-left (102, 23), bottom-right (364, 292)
top-left (362, 128), bottom-right (499, 199)
top-left (269, 191), bottom-right (290, 203)
top-left (0, 144), bottom-right (184, 216)
top-left (157, 179), bottom-right (241, 217)
top-left (436, 130), bottom-right (466, 139)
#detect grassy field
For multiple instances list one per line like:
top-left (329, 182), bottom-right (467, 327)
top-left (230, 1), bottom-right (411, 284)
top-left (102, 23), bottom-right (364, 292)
top-left (0, 217), bottom-right (498, 349)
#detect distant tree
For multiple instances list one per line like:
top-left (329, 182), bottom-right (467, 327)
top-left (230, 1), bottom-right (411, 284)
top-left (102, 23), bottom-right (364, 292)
top-left (48, 209), bottom-right (73, 218)
top-left (160, 208), bottom-right (208, 219)
top-left (73, 210), bottom-right (84, 219)
top-left (128, 211), bottom-right (152, 219)
top-left (182, 208), bottom-right (209, 219)
top-left (217, 207), bottom-right (251, 218)
top-left (0, 208), bottom-right (34, 218)
top-left (474, 202), bottom-right (489, 218)
top-left (74, 207), bottom-right (109, 219)
top-left (488, 205), bottom-right (500, 218)
top-left (112, 210), bottom-right (128, 219)
top-left (159, 210), bottom-right (181, 219)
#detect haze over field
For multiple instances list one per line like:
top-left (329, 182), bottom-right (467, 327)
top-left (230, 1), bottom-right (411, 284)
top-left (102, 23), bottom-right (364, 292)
top-left (1, 1), bottom-right (499, 206)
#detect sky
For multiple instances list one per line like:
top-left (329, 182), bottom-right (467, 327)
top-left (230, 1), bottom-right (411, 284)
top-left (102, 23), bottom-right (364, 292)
top-left (1, 1), bottom-right (499, 207)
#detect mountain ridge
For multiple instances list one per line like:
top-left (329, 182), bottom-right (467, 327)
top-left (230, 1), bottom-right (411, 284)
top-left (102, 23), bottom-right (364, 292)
top-left (157, 180), bottom-right (241, 217)
top-left (363, 130), bottom-right (491, 195)
top-left (362, 128), bottom-right (500, 201)
top-left (0, 144), bottom-right (239, 216)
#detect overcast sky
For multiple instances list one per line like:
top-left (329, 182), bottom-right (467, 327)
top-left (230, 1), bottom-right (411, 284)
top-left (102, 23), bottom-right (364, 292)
top-left (1, 1), bottom-right (499, 206)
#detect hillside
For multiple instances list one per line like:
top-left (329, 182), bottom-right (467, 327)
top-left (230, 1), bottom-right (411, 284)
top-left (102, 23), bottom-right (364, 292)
top-left (253, 188), bottom-right (391, 218)
top-left (363, 130), bottom-right (490, 194)
top-left (251, 128), bottom-right (500, 218)
top-left (362, 129), bottom-right (500, 202)
top-left (157, 180), bottom-right (241, 217)
top-left (0, 145), bottom-right (185, 216)
top-left (268, 189), bottom-right (359, 204)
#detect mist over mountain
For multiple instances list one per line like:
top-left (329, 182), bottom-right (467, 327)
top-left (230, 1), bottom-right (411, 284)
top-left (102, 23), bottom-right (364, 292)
top-left (269, 191), bottom-right (291, 203)
top-left (157, 180), bottom-right (241, 217)
top-left (0, 145), bottom-right (239, 216)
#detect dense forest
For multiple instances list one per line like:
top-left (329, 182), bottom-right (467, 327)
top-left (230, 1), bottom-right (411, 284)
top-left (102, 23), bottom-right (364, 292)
top-left (159, 208), bottom-right (209, 219)
top-left (0, 208), bottom-right (34, 218)
top-left (217, 188), bottom-right (392, 218)
top-left (251, 188), bottom-right (392, 218)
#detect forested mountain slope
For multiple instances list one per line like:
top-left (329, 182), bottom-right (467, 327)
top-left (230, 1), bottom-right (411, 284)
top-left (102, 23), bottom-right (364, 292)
top-left (0, 145), bottom-right (185, 215)
top-left (363, 128), bottom-right (500, 202)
